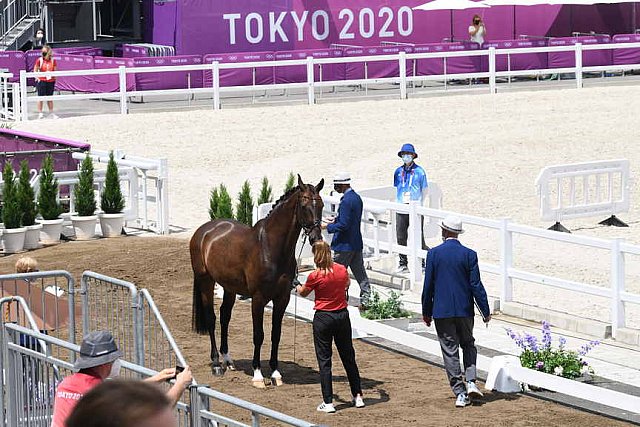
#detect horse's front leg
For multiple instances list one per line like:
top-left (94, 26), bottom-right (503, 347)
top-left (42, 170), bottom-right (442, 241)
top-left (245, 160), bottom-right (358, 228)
top-left (269, 290), bottom-right (292, 386)
top-left (251, 294), bottom-right (267, 388)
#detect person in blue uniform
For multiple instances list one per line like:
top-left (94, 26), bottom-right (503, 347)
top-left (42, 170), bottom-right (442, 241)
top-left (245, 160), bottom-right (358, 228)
top-left (393, 143), bottom-right (429, 273)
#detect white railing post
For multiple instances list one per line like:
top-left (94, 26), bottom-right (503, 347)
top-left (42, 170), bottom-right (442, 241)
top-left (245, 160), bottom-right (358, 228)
top-left (575, 43), bottom-right (583, 89)
top-left (306, 56), bottom-right (315, 105)
top-left (488, 47), bottom-right (497, 94)
top-left (500, 217), bottom-right (513, 308)
top-left (11, 82), bottom-right (20, 121)
top-left (19, 70), bottom-right (27, 121)
top-left (610, 238), bottom-right (625, 338)
top-left (399, 51), bottom-right (407, 99)
top-left (118, 66), bottom-right (128, 115)
top-left (212, 61), bottom-right (220, 110)
top-left (158, 158), bottom-right (169, 235)
top-left (408, 201), bottom-right (422, 291)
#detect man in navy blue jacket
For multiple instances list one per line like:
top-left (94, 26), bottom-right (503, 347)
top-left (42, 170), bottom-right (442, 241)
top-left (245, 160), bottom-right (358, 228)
top-left (421, 215), bottom-right (491, 408)
top-left (324, 172), bottom-right (371, 308)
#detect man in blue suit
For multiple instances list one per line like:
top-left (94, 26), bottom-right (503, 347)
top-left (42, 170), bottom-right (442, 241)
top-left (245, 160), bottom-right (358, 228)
top-left (324, 172), bottom-right (371, 309)
top-left (421, 215), bottom-right (491, 408)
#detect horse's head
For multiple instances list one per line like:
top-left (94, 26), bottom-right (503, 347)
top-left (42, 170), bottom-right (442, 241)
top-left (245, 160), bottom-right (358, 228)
top-left (296, 174), bottom-right (324, 244)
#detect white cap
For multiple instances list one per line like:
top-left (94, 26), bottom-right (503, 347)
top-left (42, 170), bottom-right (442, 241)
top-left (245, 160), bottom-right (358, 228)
top-left (333, 172), bottom-right (351, 184)
top-left (440, 215), bottom-right (464, 234)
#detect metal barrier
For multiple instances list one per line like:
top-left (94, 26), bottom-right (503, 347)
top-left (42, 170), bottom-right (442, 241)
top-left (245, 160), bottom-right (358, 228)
top-left (535, 159), bottom-right (632, 230)
top-left (0, 270), bottom-right (76, 360)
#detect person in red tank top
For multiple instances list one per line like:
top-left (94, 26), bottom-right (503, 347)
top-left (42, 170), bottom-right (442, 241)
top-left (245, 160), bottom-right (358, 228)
top-left (296, 241), bottom-right (364, 414)
top-left (34, 45), bottom-right (57, 119)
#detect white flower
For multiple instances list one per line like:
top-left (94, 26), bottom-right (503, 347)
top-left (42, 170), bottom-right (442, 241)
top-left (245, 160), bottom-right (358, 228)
top-left (580, 365), bottom-right (590, 375)
top-left (554, 366), bottom-right (564, 376)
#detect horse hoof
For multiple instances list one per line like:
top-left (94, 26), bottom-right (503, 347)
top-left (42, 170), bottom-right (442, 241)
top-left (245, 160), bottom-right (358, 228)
top-left (252, 380), bottom-right (267, 389)
top-left (271, 377), bottom-right (283, 387)
top-left (225, 362), bottom-right (236, 371)
top-left (212, 366), bottom-right (225, 376)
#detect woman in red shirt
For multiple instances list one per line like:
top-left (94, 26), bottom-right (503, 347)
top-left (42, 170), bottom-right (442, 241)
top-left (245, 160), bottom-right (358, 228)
top-left (34, 45), bottom-right (57, 119)
top-left (296, 241), bottom-right (365, 413)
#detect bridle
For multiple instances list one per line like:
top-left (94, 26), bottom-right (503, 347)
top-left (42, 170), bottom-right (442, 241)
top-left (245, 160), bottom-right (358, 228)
top-left (297, 193), bottom-right (323, 237)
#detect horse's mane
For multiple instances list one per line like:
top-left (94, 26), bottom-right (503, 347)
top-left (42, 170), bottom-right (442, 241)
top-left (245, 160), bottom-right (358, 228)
top-left (265, 185), bottom-right (300, 219)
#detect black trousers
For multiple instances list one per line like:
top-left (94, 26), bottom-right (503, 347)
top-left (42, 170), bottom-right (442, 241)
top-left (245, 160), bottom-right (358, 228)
top-left (396, 213), bottom-right (428, 267)
top-left (313, 309), bottom-right (362, 403)
top-left (434, 317), bottom-right (477, 396)
top-left (333, 251), bottom-right (371, 305)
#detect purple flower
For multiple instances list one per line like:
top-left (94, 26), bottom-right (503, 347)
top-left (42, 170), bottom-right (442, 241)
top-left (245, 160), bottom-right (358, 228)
top-left (579, 340), bottom-right (600, 356)
top-left (525, 333), bottom-right (539, 353)
top-left (558, 336), bottom-right (567, 349)
top-left (535, 361), bottom-right (544, 369)
top-left (506, 328), bottom-right (526, 350)
top-left (541, 321), bottom-right (552, 349)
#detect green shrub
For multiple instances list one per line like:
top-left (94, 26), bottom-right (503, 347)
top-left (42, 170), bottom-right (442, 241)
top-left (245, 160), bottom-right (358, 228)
top-left (37, 154), bottom-right (62, 220)
top-left (17, 160), bottom-right (37, 226)
top-left (235, 180), bottom-right (254, 225)
top-left (208, 186), bottom-right (219, 220)
top-left (2, 161), bottom-right (22, 229)
top-left (100, 151), bottom-right (125, 214)
top-left (74, 155), bottom-right (96, 216)
top-left (361, 291), bottom-right (410, 320)
top-left (257, 176), bottom-right (273, 205)
top-left (216, 184), bottom-right (233, 219)
top-left (507, 321), bottom-right (599, 380)
top-left (284, 172), bottom-right (295, 193)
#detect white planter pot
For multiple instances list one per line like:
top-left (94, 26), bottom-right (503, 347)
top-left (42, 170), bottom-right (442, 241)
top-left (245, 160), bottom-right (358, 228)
top-left (37, 218), bottom-right (64, 245)
top-left (99, 213), bottom-right (125, 238)
top-left (2, 227), bottom-right (26, 254)
top-left (23, 224), bottom-right (43, 250)
top-left (71, 215), bottom-right (98, 241)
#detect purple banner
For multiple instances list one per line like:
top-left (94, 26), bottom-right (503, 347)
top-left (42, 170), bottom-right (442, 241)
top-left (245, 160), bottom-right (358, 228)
top-left (612, 34), bottom-right (640, 66)
top-left (203, 51), bottom-right (275, 87)
top-left (274, 49), bottom-right (343, 83)
top-left (167, 0), bottom-right (634, 55)
top-left (93, 57), bottom-right (136, 92)
top-left (344, 45), bottom-right (412, 80)
top-left (56, 47), bottom-right (103, 56)
top-left (414, 42), bottom-right (481, 76)
top-left (54, 55), bottom-right (95, 93)
top-left (483, 39), bottom-right (548, 72)
top-left (123, 44), bottom-right (149, 58)
top-left (0, 51), bottom-right (26, 82)
top-left (133, 55), bottom-right (204, 90)
top-left (548, 36), bottom-right (612, 68)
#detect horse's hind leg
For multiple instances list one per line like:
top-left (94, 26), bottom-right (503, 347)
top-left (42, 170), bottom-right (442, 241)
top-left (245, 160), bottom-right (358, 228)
top-left (219, 289), bottom-right (236, 371)
top-left (192, 272), bottom-right (222, 375)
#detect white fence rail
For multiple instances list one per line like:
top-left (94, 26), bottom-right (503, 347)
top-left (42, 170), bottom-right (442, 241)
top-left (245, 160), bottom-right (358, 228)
top-left (12, 41), bottom-right (640, 120)
top-left (535, 159), bottom-right (632, 226)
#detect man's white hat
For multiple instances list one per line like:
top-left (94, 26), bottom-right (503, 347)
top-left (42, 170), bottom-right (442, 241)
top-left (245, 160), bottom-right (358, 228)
top-left (440, 215), bottom-right (464, 234)
top-left (333, 172), bottom-right (351, 184)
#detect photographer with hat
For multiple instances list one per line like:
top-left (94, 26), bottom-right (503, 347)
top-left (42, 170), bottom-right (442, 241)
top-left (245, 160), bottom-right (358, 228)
top-left (421, 215), bottom-right (491, 408)
top-left (393, 143), bottom-right (429, 274)
top-left (322, 172), bottom-right (371, 309)
top-left (51, 331), bottom-right (193, 427)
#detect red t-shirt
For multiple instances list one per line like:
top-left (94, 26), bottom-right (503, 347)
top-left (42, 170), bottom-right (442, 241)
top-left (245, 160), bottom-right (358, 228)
top-left (51, 372), bottom-right (102, 427)
top-left (35, 57), bottom-right (56, 82)
top-left (305, 263), bottom-right (349, 311)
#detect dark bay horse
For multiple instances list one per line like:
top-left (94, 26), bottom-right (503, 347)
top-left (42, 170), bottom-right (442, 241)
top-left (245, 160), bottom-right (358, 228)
top-left (191, 175), bottom-right (324, 387)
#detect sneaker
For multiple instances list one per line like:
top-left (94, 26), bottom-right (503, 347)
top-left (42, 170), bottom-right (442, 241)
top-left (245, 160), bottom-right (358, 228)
top-left (38, 113), bottom-right (44, 119)
top-left (317, 402), bottom-right (336, 413)
top-left (467, 381), bottom-right (484, 398)
top-left (353, 394), bottom-right (365, 408)
top-left (396, 265), bottom-right (409, 274)
top-left (455, 393), bottom-right (470, 408)
top-left (49, 113), bottom-right (59, 119)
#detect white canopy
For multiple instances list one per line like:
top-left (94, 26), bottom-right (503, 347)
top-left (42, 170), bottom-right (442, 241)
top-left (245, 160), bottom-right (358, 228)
top-left (413, 0), bottom-right (489, 11)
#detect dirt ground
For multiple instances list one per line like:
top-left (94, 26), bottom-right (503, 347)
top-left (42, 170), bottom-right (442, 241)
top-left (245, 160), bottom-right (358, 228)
top-left (1, 236), bottom-right (631, 427)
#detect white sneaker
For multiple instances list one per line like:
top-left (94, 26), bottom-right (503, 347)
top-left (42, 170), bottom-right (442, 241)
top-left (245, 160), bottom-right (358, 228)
top-left (38, 113), bottom-right (44, 119)
top-left (396, 265), bottom-right (409, 274)
top-left (49, 113), bottom-right (59, 119)
top-left (467, 381), bottom-right (484, 398)
top-left (353, 394), bottom-right (365, 408)
top-left (317, 402), bottom-right (336, 413)
top-left (455, 393), bottom-right (470, 408)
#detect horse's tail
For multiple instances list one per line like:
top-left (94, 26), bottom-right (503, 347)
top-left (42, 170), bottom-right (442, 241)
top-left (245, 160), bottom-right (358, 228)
top-left (192, 274), bottom-right (213, 335)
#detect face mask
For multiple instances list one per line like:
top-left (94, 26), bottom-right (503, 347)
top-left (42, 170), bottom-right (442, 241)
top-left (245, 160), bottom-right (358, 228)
top-left (36, 33), bottom-right (43, 39)
top-left (41, 52), bottom-right (47, 58)
top-left (402, 154), bottom-right (413, 165)
top-left (108, 359), bottom-right (121, 378)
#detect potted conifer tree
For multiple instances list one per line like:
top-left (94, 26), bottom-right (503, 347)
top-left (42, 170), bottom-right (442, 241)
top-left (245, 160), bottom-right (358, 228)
top-left (2, 161), bottom-right (26, 253)
top-left (71, 154), bottom-right (98, 240)
top-left (37, 154), bottom-right (63, 245)
top-left (18, 160), bottom-right (41, 249)
top-left (235, 180), bottom-right (254, 226)
top-left (99, 151), bottom-right (126, 237)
